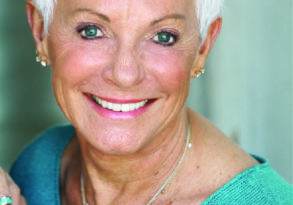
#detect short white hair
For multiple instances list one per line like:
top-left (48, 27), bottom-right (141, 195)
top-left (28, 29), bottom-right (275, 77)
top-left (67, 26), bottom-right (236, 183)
top-left (32, 0), bottom-right (223, 40)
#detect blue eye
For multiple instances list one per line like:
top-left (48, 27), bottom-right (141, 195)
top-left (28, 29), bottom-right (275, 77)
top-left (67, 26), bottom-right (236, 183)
top-left (78, 25), bottom-right (103, 39)
top-left (153, 31), bottom-right (178, 46)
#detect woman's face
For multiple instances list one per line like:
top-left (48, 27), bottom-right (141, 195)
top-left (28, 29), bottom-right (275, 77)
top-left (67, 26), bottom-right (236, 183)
top-left (45, 0), bottom-right (200, 154)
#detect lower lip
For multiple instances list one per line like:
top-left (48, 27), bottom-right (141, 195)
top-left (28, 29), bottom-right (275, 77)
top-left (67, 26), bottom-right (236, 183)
top-left (85, 95), bottom-right (153, 120)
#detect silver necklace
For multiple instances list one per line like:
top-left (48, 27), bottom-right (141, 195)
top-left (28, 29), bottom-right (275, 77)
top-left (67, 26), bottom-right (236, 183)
top-left (80, 171), bottom-right (89, 205)
top-left (80, 125), bottom-right (192, 205)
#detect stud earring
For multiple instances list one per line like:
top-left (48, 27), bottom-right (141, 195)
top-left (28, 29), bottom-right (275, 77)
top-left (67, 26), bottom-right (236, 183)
top-left (36, 50), bottom-right (48, 68)
top-left (191, 69), bottom-right (205, 79)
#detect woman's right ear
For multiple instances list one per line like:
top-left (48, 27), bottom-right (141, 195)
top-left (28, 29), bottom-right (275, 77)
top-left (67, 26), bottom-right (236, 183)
top-left (26, 0), bottom-right (50, 63)
top-left (26, 0), bottom-right (45, 47)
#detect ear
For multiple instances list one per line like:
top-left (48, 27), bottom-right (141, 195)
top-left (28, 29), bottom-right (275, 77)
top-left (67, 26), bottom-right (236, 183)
top-left (191, 17), bottom-right (222, 77)
top-left (26, 0), bottom-right (49, 61)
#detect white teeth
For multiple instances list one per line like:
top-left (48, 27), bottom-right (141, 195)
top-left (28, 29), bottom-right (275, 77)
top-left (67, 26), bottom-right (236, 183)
top-left (121, 104), bottom-right (130, 112)
top-left (93, 96), bottom-right (148, 112)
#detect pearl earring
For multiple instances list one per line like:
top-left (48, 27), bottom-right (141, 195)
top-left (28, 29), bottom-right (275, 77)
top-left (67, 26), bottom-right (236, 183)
top-left (36, 50), bottom-right (48, 68)
top-left (192, 69), bottom-right (205, 79)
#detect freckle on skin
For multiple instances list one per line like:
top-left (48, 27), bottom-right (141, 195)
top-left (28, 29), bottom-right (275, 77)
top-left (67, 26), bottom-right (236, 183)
top-left (196, 165), bottom-right (200, 169)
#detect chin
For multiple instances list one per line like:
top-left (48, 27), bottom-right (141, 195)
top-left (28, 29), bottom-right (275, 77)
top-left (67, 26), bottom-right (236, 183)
top-left (78, 127), bottom-right (149, 155)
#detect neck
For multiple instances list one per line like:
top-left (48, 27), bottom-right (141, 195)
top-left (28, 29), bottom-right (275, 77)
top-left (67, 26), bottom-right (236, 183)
top-left (78, 113), bottom-right (190, 204)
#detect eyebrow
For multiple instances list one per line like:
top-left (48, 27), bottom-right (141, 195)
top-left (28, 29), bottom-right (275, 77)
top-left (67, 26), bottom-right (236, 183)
top-left (72, 9), bottom-right (185, 25)
top-left (150, 14), bottom-right (186, 25)
top-left (72, 8), bottom-right (111, 22)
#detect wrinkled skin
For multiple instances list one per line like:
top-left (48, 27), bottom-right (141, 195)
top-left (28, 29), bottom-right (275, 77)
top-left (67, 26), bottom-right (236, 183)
top-left (31, 0), bottom-right (204, 154)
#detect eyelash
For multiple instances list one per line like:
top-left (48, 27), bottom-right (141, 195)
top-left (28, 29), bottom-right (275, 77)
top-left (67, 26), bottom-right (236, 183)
top-left (152, 30), bottom-right (179, 47)
top-left (76, 23), bottom-right (104, 40)
top-left (76, 24), bottom-right (179, 46)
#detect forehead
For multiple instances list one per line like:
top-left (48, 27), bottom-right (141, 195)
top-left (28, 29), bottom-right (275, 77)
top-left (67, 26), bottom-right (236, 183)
top-left (56, 0), bottom-right (196, 21)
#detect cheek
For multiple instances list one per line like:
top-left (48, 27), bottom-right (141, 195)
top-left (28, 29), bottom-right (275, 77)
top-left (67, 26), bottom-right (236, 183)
top-left (141, 44), bottom-right (192, 90)
top-left (48, 39), bottom-right (115, 87)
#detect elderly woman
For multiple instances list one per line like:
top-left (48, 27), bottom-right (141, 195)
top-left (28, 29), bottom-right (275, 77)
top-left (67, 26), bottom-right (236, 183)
top-left (0, 0), bottom-right (292, 204)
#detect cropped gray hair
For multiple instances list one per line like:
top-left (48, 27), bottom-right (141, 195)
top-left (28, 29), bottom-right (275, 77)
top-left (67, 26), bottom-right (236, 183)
top-left (32, 0), bottom-right (223, 40)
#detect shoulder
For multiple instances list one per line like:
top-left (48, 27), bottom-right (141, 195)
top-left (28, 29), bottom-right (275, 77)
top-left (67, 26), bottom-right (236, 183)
top-left (187, 110), bottom-right (293, 204)
top-left (9, 125), bottom-right (75, 205)
top-left (11, 125), bottom-right (74, 171)
top-left (202, 158), bottom-right (293, 204)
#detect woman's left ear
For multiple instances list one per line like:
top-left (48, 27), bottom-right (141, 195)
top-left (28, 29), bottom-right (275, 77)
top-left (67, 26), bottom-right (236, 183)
top-left (191, 17), bottom-right (222, 78)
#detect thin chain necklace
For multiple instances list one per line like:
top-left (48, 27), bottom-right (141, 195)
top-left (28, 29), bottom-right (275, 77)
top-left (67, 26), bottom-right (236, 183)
top-left (80, 124), bottom-right (192, 205)
top-left (80, 173), bottom-right (89, 205)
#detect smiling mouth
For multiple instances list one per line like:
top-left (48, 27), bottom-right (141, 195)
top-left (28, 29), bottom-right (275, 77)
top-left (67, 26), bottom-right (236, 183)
top-left (91, 95), bottom-right (149, 112)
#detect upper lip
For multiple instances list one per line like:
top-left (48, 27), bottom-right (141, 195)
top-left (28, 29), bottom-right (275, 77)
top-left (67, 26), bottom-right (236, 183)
top-left (88, 94), bottom-right (150, 104)
top-left (98, 97), bottom-right (147, 104)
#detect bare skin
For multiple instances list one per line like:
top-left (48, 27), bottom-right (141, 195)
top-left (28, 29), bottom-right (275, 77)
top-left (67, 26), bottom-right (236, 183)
top-left (26, 0), bottom-right (257, 204)
top-left (61, 110), bottom-right (257, 205)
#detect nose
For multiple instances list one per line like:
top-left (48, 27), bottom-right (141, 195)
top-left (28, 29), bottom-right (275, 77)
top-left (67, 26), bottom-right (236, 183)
top-left (106, 43), bottom-right (144, 89)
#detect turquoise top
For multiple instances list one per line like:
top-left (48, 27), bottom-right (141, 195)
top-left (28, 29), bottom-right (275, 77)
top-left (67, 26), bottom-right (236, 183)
top-left (10, 125), bottom-right (293, 205)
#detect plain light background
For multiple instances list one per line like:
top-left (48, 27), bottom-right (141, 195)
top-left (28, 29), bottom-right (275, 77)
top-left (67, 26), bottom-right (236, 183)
top-left (0, 0), bottom-right (292, 183)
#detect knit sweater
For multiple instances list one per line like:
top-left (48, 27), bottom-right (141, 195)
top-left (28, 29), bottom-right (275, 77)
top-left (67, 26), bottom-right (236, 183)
top-left (10, 125), bottom-right (293, 205)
